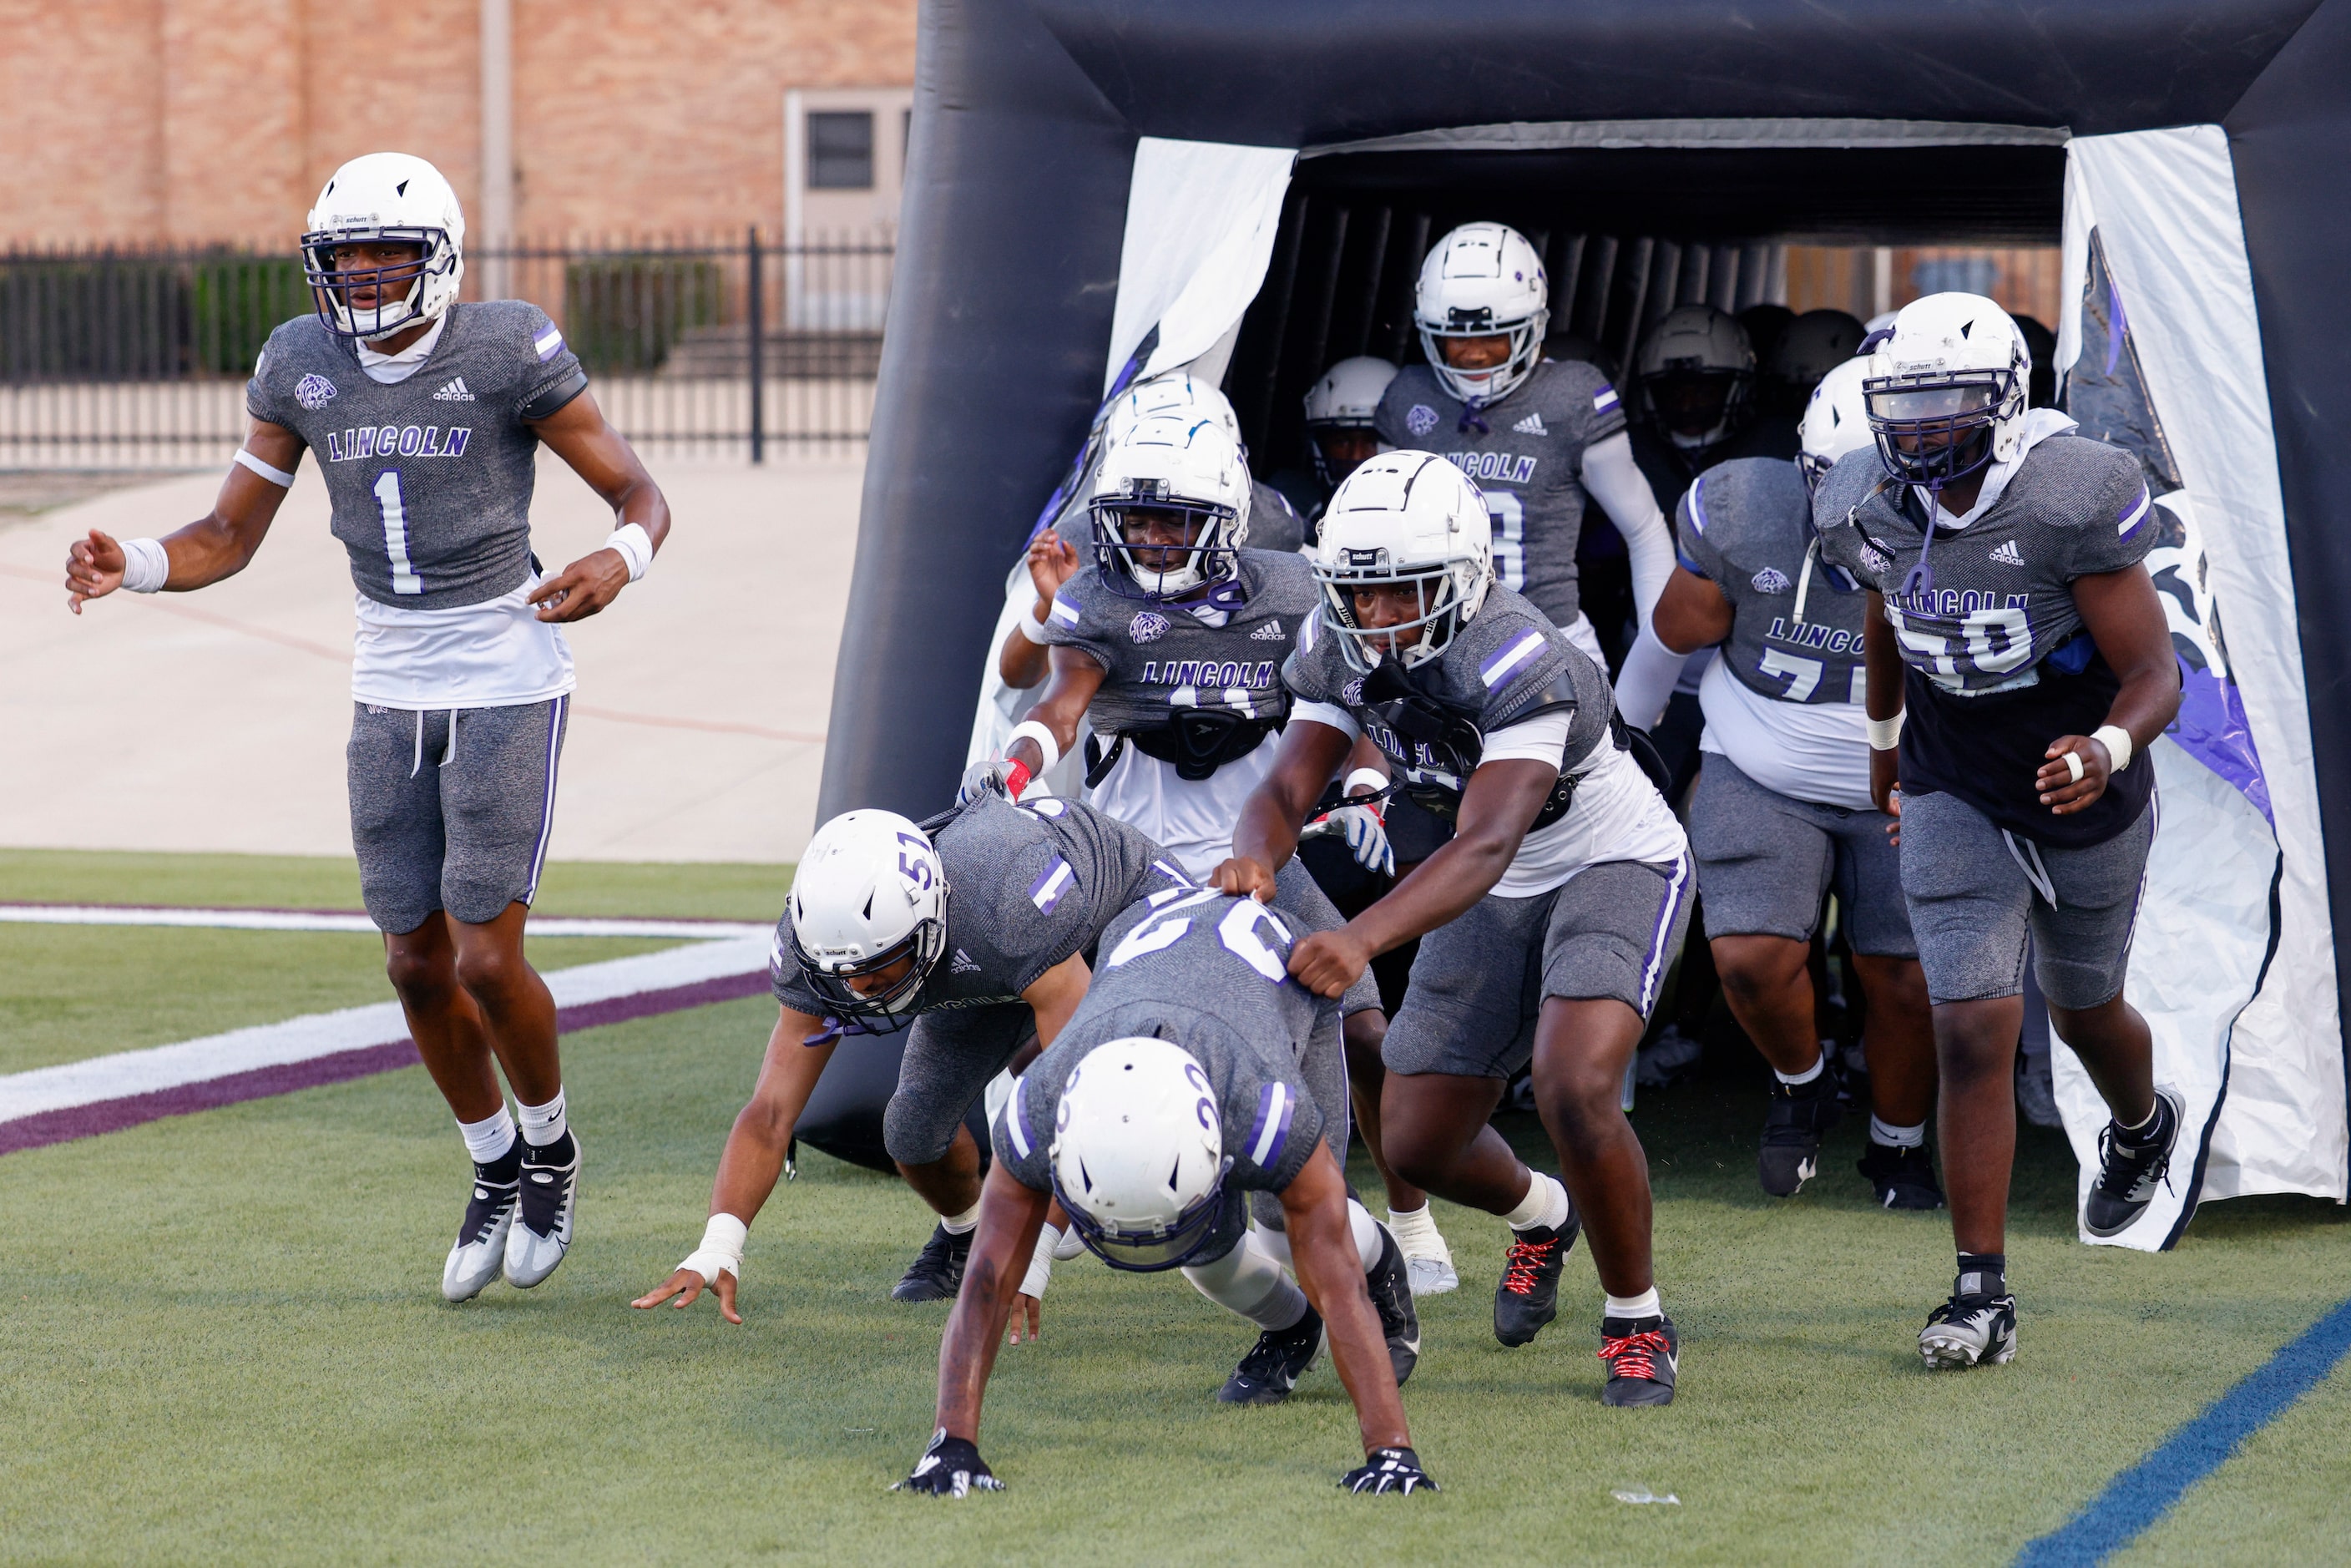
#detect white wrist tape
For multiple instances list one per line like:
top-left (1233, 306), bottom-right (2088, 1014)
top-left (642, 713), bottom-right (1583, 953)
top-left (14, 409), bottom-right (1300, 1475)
top-left (1008, 720), bottom-right (1060, 774)
top-left (233, 448), bottom-right (297, 487)
top-left (1865, 708), bottom-right (1906, 751)
top-left (679, 1211), bottom-right (748, 1283)
top-left (1016, 599), bottom-right (1053, 642)
top-left (2092, 723), bottom-right (2135, 775)
top-left (1022, 1224), bottom-right (1058, 1299)
top-left (120, 537), bottom-right (169, 594)
top-left (1343, 767), bottom-right (1388, 799)
top-left (604, 522), bottom-right (654, 583)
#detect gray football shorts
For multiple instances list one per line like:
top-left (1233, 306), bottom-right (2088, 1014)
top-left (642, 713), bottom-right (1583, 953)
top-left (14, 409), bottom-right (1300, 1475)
top-left (884, 1003), bottom-right (1039, 1167)
top-left (1689, 753), bottom-right (1916, 959)
top-left (1898, 787), bottom-right (2157, 1009)
top-left (347, 697), bottom-right (568, 935)
top-left (1383, 853), bottom-right (1696, 1080)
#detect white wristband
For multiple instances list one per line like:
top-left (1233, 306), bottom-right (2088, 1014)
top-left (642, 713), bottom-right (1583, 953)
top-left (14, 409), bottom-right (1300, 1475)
top-left (1343, 767), bottom-right (1388, 799)
top-left (2093, 724), bottom-right (2135, 775)
top-left (1022, 1224), bottom-right (1058, 1299)
top-left (679, 1211), bottom-right (747, 1283)
top-left (1008, 720), bottom-right (1060, 774)
top-left (120, 537), bottom-right (169, 594)
top-left (604, 522), bottom-right (654, 583)
top-left (1016, 599), bottom-right (1054, 642)
top-left (1865, 709), bottom-right (1906, 751)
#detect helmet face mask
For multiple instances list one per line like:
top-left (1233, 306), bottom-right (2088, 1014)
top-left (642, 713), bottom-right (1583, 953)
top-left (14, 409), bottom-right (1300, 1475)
top-left (1052, 1156), bottom-right (1232, 1272)
top-left (1302, 356), bottom-right (1398, 488)
top-left (1861, 291), bottom-right (2030, 492)
top-left (1415, 224), bottom-right (1550, 406)
top-left (1089, 413), bottom-right (1251, 602)
top-left (1311, 451), bottom-right (1494, 673)
top-left (1635, 305), bottom-right (1756, 451)
top-left (1317, 559), bottom-right (1467, 672)
top-left (790, 916), bottom-right (943, 1021)
top-left (301, 152), bottom-right (467, 343)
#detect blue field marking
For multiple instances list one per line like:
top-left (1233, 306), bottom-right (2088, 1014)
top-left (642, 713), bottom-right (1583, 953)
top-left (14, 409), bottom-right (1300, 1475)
top-left (2015, 1295), bottom-right (2351, 1566)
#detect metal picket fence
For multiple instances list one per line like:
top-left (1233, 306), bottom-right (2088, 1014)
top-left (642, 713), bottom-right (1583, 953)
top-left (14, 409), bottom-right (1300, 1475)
top-left (0, 230), bottom-right (891, 467)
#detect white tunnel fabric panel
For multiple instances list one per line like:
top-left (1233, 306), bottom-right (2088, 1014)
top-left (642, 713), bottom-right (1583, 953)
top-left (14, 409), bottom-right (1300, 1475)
top-left (1104, 138), bottom-right (1297, 395)
top-left (2050, 127), bottom-right (2345, 1240)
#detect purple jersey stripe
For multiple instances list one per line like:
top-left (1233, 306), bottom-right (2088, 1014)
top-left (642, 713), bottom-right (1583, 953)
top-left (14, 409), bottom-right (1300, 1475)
top-left (1479, 627), bottom-right (1547, 690)
top-left (534, 326), bottom-right (564, 362)
top-left (2118, 486), bottom-right (2152, 539)
top-left (1593, 385), bottom-right (1620, 413)
top-left (1246, 1080), bottom-right (1295, 1169)
top-left (1029, 855), bottom-right (1075, 913)
top-left (1004, 1076), bottom-right (1037, 1160)
top-left (1637, 852), bottom-right (1693, 1014)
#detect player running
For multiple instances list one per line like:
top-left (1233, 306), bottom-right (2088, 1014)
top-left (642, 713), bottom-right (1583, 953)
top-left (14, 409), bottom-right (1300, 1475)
top-left (898, 892), bottom-right (1430, 1498)
top-left (632, 795), bottom-right (1187, 1315)
top-left (1814, 293), bottom-right (2183, 1368)
top-left (63, 152), bottom-right (668, 1302)
top-left (972, 412), bottom-right (1459, 1294)
top-left (1614, 360), bottom-right (1940, 1208)
top-left (1219, 452), bottom-right (1694, 1406)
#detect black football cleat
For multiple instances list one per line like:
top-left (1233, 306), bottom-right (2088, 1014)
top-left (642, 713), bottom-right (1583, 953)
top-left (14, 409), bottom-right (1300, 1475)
top-left (503, 1132), bottom-right (579, 1289)
top-left (1597, 1314), bottom-right (1679, 1406)
top-left (2083, 1085), bottom-right (2184, 1237)
top-left (1856, 1139), bottom-right (1946, 1211)
top-left (1493, 1202), bottom-right (1580, 1348)
top-left (891, 1223), bottom-right (972, 1302)
top-left (1758, 1073), bottom-right (1843, 1197)
top-left (1219, 1306), bottom-right (1325, 1405)
top-left (1363, 1225), bottom-right (1422, 1386)
top-left (1919, 1290), bottom-right (2019, 1369)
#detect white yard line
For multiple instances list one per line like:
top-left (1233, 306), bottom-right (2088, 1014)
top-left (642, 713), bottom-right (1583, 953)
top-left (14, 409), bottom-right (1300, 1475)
top-left (0, 903), bottom-right (772, 940)
top-left (0, 935), bottom-right (771, 1123)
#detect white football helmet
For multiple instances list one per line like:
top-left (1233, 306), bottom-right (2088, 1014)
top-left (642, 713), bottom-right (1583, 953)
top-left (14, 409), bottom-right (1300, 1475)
top-left (1050, 1038), bottom-right (1229, 1272)
top-left (1415, 223), bottom-right (1550, 405)
top-left (1797, 357), bottom-right (1875, 494)
top-left (1312, 450), bottom-right (1494, 670)
top-left (1104, 370), bottom-right (1246, 454)
top-left (301, 152), bottom-right (465, 341)
top-left (785, 809), bottom-right (948, 1021)
top-left (1861, 291), bottom-right (2030, 488)
top-left (1767, 308), bottom-right (1867, 392)
top-left (1090, 412), bottom-right (1252, 600)
top-left (1302, 356), bottom-right (1398, 488)
top-left (1634, 305), bottom-right (1756, 451)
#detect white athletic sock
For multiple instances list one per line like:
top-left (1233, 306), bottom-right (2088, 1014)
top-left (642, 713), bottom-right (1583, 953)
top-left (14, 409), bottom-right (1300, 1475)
top-left (939, 1202), bottom-right (983, 1236)
top-left (1388, 1203), bottom-right (1443, 1254)
top-left (1774, 1053), bottom-right (1827, 1087)
top-left (1869, 1115), bottom-right (1926, 1149)
top-left (1347, 1199), bottom-right (1384, 1272)
top-left (515, 1089), bottom-right (568, 1147)
top-left (2116, 1099), bottom-right (2161, 1138)
top-left (1183, 1232), bottom-right (1308, 1331)
top-left (1605, 1287), bottom-right (1662, 1321)
top-left (458, 1105), bottom-right (517, 1166)
top-left (1502, 1171), bottom-right (1571, 1233)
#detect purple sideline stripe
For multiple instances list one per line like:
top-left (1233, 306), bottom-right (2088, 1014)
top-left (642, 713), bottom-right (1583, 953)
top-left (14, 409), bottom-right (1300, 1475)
top-left (0, 899), bottom-right (761, 928)
top-left (0, 968), bottom-right (769, 1157)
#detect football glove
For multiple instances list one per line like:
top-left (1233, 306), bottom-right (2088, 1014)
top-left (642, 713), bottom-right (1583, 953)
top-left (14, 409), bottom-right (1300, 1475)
top-left (957, 756), bottom-right (1030, 806)
top-left (1303, 802), bottom-right (1393, 877)
top-left (1341, 1446), bottom-right (1437, 1495)
top-left (893, 1429), bottom-right (1004, 1498)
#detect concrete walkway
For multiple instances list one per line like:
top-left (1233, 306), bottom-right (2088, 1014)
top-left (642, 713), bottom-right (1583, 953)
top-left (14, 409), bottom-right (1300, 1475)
top-left (0, 453), bottom-right (861, 862)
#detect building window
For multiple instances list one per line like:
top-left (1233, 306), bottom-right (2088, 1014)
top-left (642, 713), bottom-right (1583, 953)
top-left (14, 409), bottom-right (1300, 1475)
top-left (807, 111), bottom-right (875, 190)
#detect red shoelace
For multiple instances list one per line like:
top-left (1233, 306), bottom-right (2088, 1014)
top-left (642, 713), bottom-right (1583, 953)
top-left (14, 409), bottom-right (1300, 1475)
top-left (1599, 1328), bottom-right (1671, 1382)
top-left (1499, 1235), bottom-right (1556, 1295)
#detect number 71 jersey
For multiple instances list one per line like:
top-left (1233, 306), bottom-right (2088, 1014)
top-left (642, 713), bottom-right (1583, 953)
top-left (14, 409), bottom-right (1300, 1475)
top-left (1675, 457), bottom-right (1868, 706)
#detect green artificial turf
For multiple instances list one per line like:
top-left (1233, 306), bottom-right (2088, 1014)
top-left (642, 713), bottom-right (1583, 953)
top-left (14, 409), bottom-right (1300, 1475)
top-left (3, 854), bottom-right (2347, 1565)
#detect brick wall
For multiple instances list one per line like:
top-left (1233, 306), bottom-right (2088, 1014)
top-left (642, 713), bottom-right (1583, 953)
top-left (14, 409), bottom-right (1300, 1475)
top-left (0, 0), bottom-right (916, 248)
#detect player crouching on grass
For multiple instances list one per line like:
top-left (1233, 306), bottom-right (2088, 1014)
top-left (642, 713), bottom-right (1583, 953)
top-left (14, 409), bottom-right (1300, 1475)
top-left (63, 151), bottom-right (670, 1302)
top-left (633, 794), bottom-right (1189, 1320)
top-left (1216, 452), bottom-right (1695, 1407)
top-left (1813, 293), bottom-right (2183, 1369)
top-left (898, 892), bottom-right (1429, 1498)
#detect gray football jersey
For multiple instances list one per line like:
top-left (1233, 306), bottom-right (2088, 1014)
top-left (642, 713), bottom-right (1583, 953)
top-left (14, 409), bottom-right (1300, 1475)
top-left (991, 889), bottom-right (1337, 1197)
top-left (1041, 548), bottom-right (1317, 733)
top-left (1677, 456), bottom-right (1869, 706)
top-left (1373, 358), bottom-right (1628, 629)
top-left (1285, 583), bottom-right (1614, 801)
top-left (1052, 475), bottom-right (1305, 558)
top-left (769, 795), bottom-right (1184, 1018)
top-left (247, 302), bottom-right (588, 610)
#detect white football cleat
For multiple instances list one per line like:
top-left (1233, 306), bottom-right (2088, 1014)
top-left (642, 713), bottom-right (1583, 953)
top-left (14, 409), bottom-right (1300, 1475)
top-left (503, 1133), bottom-right (579, 1289)
top-left (1385, 1205), bottom-right (1459, 1296)
top-left (442, 1166), bottom-right (520, 1302)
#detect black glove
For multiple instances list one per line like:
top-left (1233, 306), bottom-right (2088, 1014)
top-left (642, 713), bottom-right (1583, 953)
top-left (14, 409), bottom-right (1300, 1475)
top-left (1341, 1446), bottom-right (1437, 1495)
top-left (893, 1429), bottom-right (1004, 1497)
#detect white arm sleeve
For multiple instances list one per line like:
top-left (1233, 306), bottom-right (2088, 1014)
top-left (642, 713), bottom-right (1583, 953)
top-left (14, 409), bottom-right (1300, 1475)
top-left (1581, 432), bottom-right (1676, 623)
top-left (1291, 701), bottom-right (1361, 741)
top-left (1612, 624), bottom-right (1688, 732)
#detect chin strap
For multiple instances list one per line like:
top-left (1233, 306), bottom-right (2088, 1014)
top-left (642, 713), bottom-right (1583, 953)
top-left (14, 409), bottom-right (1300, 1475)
top-left (1456, 397), bottom-right (1490, 436)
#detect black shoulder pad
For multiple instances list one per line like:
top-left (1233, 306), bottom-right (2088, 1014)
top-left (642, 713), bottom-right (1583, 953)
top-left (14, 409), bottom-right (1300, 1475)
top-left (1504, 665), bottom-right (1581, 726)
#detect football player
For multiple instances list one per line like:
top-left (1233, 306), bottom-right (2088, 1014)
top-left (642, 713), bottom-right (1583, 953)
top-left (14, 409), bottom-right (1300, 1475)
top-left (1374, 223), bottom-right (1678, 667)
top-left (1629, 303), bottom-right (1798, 498)
top-left (1615, 360), bottom-right (1939, 1209)
top-left (1219, 453), bottom-right (1695, 1406)
top-left (971, 413), bottom-right (1459, 1293)
top-left (1268, 355), bottom-right (1399, 526)
top-left (1814, 293), bottom-right (2184, 1369)
top-left (899, 892), bottom-right (1430, 1497)
top-left (64, 153), bottom-right (668, 1301)
top-left (632, 795), bottom-right (1190, 1315)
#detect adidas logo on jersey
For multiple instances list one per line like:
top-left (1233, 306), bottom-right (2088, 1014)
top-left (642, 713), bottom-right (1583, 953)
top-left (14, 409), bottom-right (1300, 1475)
top-left (1512, 412), bottom-right (1548, 436)
top-left (1251, 620), bottom-right (1286, 641)
top-left (1751, 567), bottom-right (1792, 594)
top-left (950, 948), bottom-right (982, 975)
top-left (1989, 539), bottom-right (2025, 565)
top-left (432, 377), bottom-right (477, 402)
